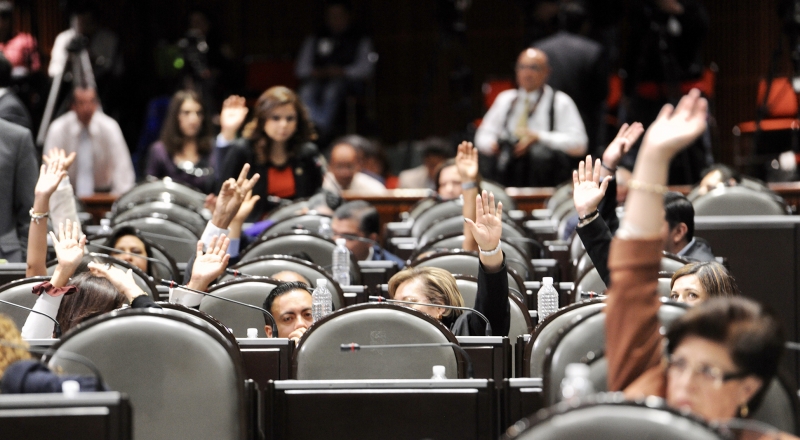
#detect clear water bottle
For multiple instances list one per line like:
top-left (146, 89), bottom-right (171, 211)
top-left (99, 218), bottom-right (112, 235)
top-left (560, 363), bottom-right (594, 403)
top-left (318, 217), bottom-right (332, 238)
top-left (332, 238), bottom-right (350, 286)
top-left (312, 279), bottom-right (332, 322)
top-left (431, 365), bottom-right (447, 380)
top-left (537, 277), bottom-right (559, 323)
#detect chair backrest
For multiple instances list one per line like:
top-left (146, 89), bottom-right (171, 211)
top-left (756, 77), bottom-right (798, 118)
top-left (46, 309), bottom-right (248, 440)
top-left (113, 215), bottom-right (200, 263)
top-left (0, 276), bottom-right (50, 330)
top-left (200, 278), bottom-right (280, 338)
top-left (542, 301), bottom-right (688, 406)
top-left (411, 250), bottom-right (527, 302)
top-left (524, 299), bottom-right (606, 377)
top-left (112, 201), bottom-right (207, 236)
top-left (239, 231), bottom-right (362, 284)
top-left (258, 214), bottom-right (331, 239)
top-left (411, 199), bottom-right (463, 238)
top-left (504, 397), bottom-right (726, 440)
top-left (455, 275), bottom-right (533, 341)
top-left (224, 256), bottom-right (346, 310)
top-left (156, 302), bottom-right (238, 347)
top-left (293, 303), bottom-right (464, 379)
top-left (480, 179), bottom-right (517, 210)
top-left (692, 186), bottom-right (788, 216)
top-left (751, 375), bottom-right (800, 435)
top-left (112, 179), bottom-right (207, 214)
top-left (264, 198), bottom-right (308, 222)
top-left (86, 233), bottom-right (180, 282)
top-left (406, 197), bottom-right (439, 220)
top-left (46, 253), bottom-right (158, 298)
top-left (546, 182), bottom-right (573, 212)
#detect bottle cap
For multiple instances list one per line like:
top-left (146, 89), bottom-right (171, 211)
top-left (247, 328), bottom-right (258, 338)
top-left (565, 363), bottom-right (590, 378)
top-left (62, 380), bottom-right (80, 397)
top-left (336, 238), bottom-right (346, 246)
top-left (317, 279), bottom-right (328, 287)
top-left (100, 218), bottom-right (111, 227)
top-left (432, 365), bottom-right (446, 377)
top-left (542, 277), bottom-right (554, 285)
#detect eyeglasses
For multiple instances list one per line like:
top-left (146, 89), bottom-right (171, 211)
top-left (666, 356), bottom-right (747, 389)
top-left (515, 64), bottom-right (546, 72)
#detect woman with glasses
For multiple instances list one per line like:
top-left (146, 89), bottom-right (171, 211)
top-left (606, 89), bottom-right (794, 437)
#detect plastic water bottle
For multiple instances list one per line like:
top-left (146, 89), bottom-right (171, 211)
top-left (332, 238), bottom-right (350, 286)
top-left (99, 218), bottom-right (112, 235)
top-left (62, 380), bottom-right (80, 397)
top-left (312, 279), bottom-right (332, 322)
top-left (318, 217), bottom-right (332, 238)
top-left (537, 277), bottom-right (559, 323)
top-left (431, 365), bottom-right (447, 380)
top-left (246, 328), bottom-right (258, 339)
top-left (560, 363), bottom-right (594, 403)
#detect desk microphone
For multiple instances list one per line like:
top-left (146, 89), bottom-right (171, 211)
top-left (368, 296), bottom-right (492, 337)
top-left (85, 244), bottom-right (176, 279)
top-left (158, 280), bottom-right (277, 336)
top-left (0, 339), bottom-right (105, 391)
top-left (340, 342), bottom-right (474, 378)
top-left (0, 299), bottom-right (62, 338)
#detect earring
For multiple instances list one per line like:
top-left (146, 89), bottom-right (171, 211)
top-left (739, 403), bottom-right (749, 418)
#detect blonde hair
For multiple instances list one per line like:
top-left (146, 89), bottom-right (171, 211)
top-left (388, 267), bottom-right (465, 318)
top-left (0, 314), bottom-right (30, 380)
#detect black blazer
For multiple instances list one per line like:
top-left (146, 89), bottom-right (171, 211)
top-left (0, 118), bottom-right (36, 262)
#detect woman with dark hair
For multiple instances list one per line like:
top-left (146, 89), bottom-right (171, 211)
top-left (606, 90), bottom-right (796, 437)
top-left (669, 261), bottom-right (738, 305)
top-left (102, 226), bottom-right (153, 276)
top-left (146, 90), bottom-right (218, 193)
top-left (218, 86), bottom-right (324, 220)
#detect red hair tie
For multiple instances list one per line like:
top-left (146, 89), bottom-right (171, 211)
top-left (32, 281), bottom-right (77, 297)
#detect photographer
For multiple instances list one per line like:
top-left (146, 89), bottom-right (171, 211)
top-left (474, 47), bottom-right (587, 187)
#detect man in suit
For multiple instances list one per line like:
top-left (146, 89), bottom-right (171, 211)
top-left (0, 52), bottom-right (31, 131)
top-left (534, 1), bottom-right (607, 156)
top-left (331, 200), bottom-right (405, 268)
top-left (0, 117), bottom-right (36, 262)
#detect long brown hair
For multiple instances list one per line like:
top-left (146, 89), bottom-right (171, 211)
top-left (388, 266), bottom-right (465, 318)
top-left (56, 273), bottom-right (126, 335)
top-left (159, 89), bottom-right (213, 158)
top-left (245, 86), bottom-right (316, 162)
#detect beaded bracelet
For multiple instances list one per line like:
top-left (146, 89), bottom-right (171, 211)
top-left (627, 179), bottom-right (668, 195)
top-left (479, 241), bottom-right (502, 256)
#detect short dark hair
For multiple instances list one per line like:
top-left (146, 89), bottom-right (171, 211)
top-left (421, 137), bottom-right (452, 159)
top-left (330, 134), bottom-right (372, 157)
top-left (666, 297), bottom-right (784, 413)
top-left (262, 281), bottom-right (313, 326)
top-left (664, 191), bottom-right (694, 241)
top-left (103, 226), bottom-right (154, 276)
top-left (701, 164), bottom-right (742, 185)
top-left (334, 200), bottom-right (379, 236)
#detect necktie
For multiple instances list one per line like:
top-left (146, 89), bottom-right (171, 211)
top-left (515, 95), bottom-right (530, 138)
top-left (75, 128), bottom-right (94, 197)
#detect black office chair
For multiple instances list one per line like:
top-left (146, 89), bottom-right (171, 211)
top-left (257, 214), bottom-right (332, 239)
top-left (112, 178), bottom-right (207, 214)
top-left (454, 275), bottom-right (533, 342)
top-left (199, 277), bottom-right (281, 338)
top-left (112, 200), bottom-right (207, 236)
top-left (293, 303), bottom-right (467, 379)
top-left (45, 308), bottom-right (251, 440)
top-left (410, 199), bottom-right (464, 238)
top-left (503, 394), bottom-right (727, 440)
top-left (692, 185), bottom-right (790, 216)
top-left (263, 198), bottom-right (309, 222)
top-left (113, 215), bottom-right (200, 263)
top-left (156, 302), bottom-right (237, 347)
top-left (0, 276), bottom-right (50, 330)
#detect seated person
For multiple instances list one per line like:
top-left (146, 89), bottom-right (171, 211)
top-left (606, 89), bottom-right (796, 437)
top-left (669, 261), bottom-right (737, 305)
top-left (262, 281), bottom-right (313, 342)
top-left (387, 191), bottom-right (509, 336)
top-left (697, 163), bottom-right (741, 197)
top-left (102, 226), bottom-right (153, 277)
top-left (398, 137), bottom-right (449, 191)
top-left (0, 314), bottom-right (103, 393)
top-left (271, 270), bottom-right (311, 285)
top-left (323, 137), bottom-right (386, 195)
top-left (331, 200), bottom-right (405, 268)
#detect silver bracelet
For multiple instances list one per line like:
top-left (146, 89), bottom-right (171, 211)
top-left (29, 208), bottom-right (49, 225)
top-left (479, 241), bottom-right (502, 256)
top-left (461, 181), bottom-right (477, 191)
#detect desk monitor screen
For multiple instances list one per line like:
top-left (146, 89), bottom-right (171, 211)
top-left (0, 391), bottom-right (131, 440)
top-left (269, 379), bottom-right (494, 440)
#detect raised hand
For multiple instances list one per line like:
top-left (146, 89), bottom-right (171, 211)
top-left (573, 155), bottom-right (611, 218)
top-left (43, 148), bottom-right (76, 171)
top-left (34, 157), bottom-right (67, 199)
top-left (212, 164), bottom-right (261, 228)
top-left (465, 191), bottom-right (503, 253)
top-left (602, 122), bottom-right (644, 171)
top-left (87, 262), bottom-right (147, 303)
top-left (640, 89), bottom-right (708, 160)
top-left (187, 234), bottom-right (231, 292)
top-left (220, 95), bottom-right (249, 139)
top-left (232, 190), bottom-right (261, 227)
top-left (455, 141), bottom-right (479, 183)
top-left (50, 219), bottom-right (86, 276)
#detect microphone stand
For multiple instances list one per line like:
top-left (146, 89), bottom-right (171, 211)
top-left (0, 299), bottom-right (62, 338)
top-left (369, 296), bottom-right (492, 337)
top-left (159, 280), bottom-right (277, 337)
top-left (340, 342), bottom-right (474, 378)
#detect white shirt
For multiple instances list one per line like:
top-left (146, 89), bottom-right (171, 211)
top-left (323, 171), bottom-right (387, 195)
top-left (474, 86), bottom-right (588, 157)
top-left (44, 110), bottom-right (135, 196)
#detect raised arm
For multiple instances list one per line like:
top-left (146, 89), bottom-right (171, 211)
top-left (219, 95), bottom-right (249, 144)
top-left (600, 122), bottom-right (644, 180)
top-left (573, 155), bottom-right (613, 285)
top-left (26, 153), bottom-right (69, 276)
top-left (606, 89), bottom-right (708, 392)
top-left (464, 191), bottom-right (510, 336)
top-left (456, 141), bottom-right (480, 252)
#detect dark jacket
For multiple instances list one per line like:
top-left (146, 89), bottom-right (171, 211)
top-left (1, 360), bottom-right (105, 394)
top-left (444, 257), bottom-right (510, 337)
top-left (0, 118), bottom-right (36, 262)
top-left (219, 139), bottom-right (325, 220)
